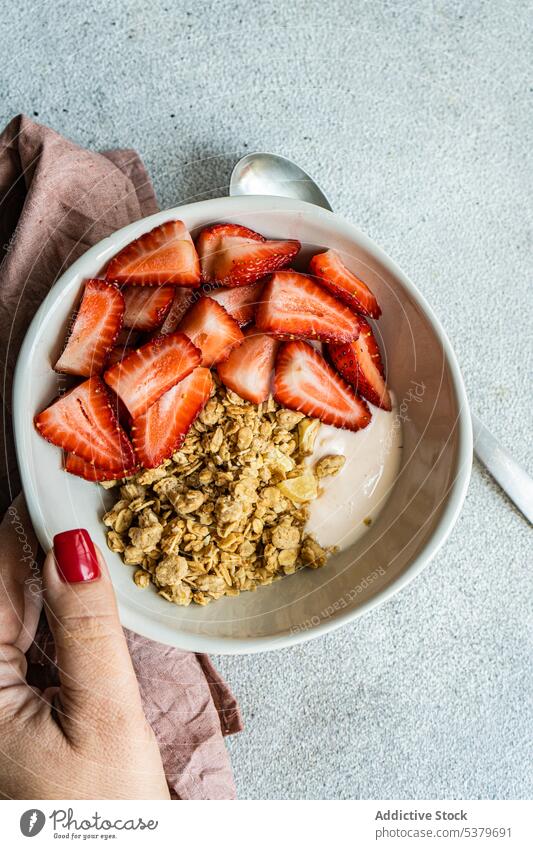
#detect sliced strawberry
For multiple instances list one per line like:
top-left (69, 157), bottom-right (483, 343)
top-left (196, 222), bottom-right (300, 287)
top-left (159, 287), bottom-right (199, 334)
top-left (34, 377), bottom-right (136, 472)
top-left (105, 220), bottom-right (201, 286)
top-left (106, 345), bottom-right (135, 368)
top-left (196, 223), bottom-right (263, 282)
top-left (309, 250), bottom-right (381, 318)
top-left (255, 270), bottom-right (360, 343)
top-left (217, 326), bottom-right (278, 404)
top-left (104, 331), bottom-right (201, 418)
top-left (122, 285), bottom-right (174, 331)
top-left (209, 280), bottom-right (265, 326)
top-left (98, 367), bottom-right (133, 430)
top-left (274, 341), bottom-right (371, 431)
top-left (178, 297), bottom-right (243, 367)
top-left (132, 367), bottom-right (213, 468)
top-left (64, 453), bottom-right (137, 482)
top-left (104, 348), bottom-right (136, 427)
top-left (54, 280), bottom-right (124, 377)
top-left (327, 317), bottom-right (391, 410)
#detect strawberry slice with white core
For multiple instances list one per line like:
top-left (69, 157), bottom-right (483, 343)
top-left (122, 285), bottom-right (174, 331)
top-left (64, 453), bottom-right (137, 482)
top-left (132, 367), bottom-right (213, 468)
top-left (274, 341), bottom-right (371, 431)
top-left (196, 222), bottom-right (300, 287)
top-left (209, 280), bottom-right (265, 326)
top-left (54, 280), bottom-right (124, 377)
top-left (159, 287), bottom-right (199, 334)
top-left (104, 331), bottom-right (201, 418)
top-left (196, 223), bottom-right (262, 281)
top-left (217, 326), bottom-right (278, 404)
top-left (105, 220), bottom-right (201, 286)
top-left (327, 317), bottom-right (392, 411)
top-left (255, 270), bottom-right (360, 343)
top-left (309, 250), bottom-right (382, 318)
top-left (178, 297), bottom-right (243, 367)
top-left (34, 377), bottom-right (136, 472)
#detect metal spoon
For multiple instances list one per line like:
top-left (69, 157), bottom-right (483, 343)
top-left (230, 152), bottom-right (533, 524)
top-left (230, 152), bottom-right (333, 211)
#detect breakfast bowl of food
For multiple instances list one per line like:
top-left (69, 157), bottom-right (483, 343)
top-left (13, 195), bottom-right (472, 653)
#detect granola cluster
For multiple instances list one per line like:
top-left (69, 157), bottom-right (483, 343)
top-left (102, 378), bottom-right (345, 606)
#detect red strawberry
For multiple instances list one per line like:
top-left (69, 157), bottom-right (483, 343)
top-left (64, 453), bottom-right (137, 482)
top-left (309, 250), bottom-right (381, 318)
top-left (196, 222), bottom-right (300, 287)
top-left (105, 345), bottom-right (135, 368)
top-left (122, 285), bottom-right (174, 331)
top-left (274, 341), bottom-right (371, 431)
top-left (255, 270), bottom-right (360, 343)
top-left (104, 331), bottom-right (201, 418)
top-left (327, 317), bottom-right (391, 410)
top-left (196, 223), bottom-right (263, 282)
top-left (54, 280), bottom-right (124, 377)
top-left (98, 364), bottom-right (133, 430)
top-left (178, 297), bottom-right (243, 367)
top-left (217, 326), bottom-right (278, 404)
top-left (103, 345), bottom-right (135, 427)
top-left (132, 367), bottom-right (213, 468)
top-left (105, 220), bottom-right (201, 286)
top-left (34, 377), bottom-right (136, 472)
top-left (159, 287), bottom-right (199, 334)
top-left (209, 280), bottom-right (265, 326)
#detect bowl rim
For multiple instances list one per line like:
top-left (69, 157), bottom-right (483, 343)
top-left (13, 195), bottom-right (473, 654)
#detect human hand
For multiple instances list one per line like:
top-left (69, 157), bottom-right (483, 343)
top-left (0, 496), bottom-right (169, 799)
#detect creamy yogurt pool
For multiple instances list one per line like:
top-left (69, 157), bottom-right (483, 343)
top-left (305, 394), bottom-right (402, 550)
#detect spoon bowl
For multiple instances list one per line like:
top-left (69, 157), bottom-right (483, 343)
top-left (230, 152), bottom-right (333, 211)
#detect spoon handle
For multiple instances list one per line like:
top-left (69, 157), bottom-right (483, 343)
top-left (471, 412), bottom-right (533, 524)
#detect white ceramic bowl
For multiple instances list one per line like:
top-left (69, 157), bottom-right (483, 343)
top-left (13, 196), bottom-right (472, 654)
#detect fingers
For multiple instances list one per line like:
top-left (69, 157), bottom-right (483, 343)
top-left (42, 529), bottom-right (144, 741)
top-left (0, 494), bottom-right (42, 715)
top-left (0, 494), bottom-right (42, 654)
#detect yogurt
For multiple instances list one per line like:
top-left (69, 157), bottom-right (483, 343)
top-left (305, 394), bottom-right (402, 549)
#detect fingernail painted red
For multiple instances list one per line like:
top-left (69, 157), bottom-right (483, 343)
top-left (53, 529), bottom-right (100, 582)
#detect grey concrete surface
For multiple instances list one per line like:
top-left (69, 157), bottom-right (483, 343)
top-left (1, 0), bottom-right (531, 799)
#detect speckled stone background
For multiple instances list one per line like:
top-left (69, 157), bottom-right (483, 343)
top-left (2, 0), bottom-right (531, 799)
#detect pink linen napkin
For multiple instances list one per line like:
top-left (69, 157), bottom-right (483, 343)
top-left (0, 114), bottom-right (243, 800)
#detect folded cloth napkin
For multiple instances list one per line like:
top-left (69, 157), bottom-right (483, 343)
top-left (0, 114), bottom-right (243, 800)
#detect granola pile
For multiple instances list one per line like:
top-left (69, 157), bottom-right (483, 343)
top-left (102, 378), bottom-right (345, 606)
